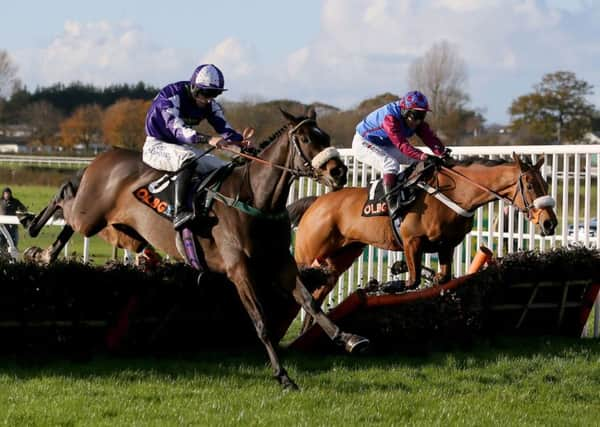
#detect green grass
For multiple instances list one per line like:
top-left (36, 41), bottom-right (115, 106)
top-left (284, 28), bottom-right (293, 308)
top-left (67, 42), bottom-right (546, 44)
top-left (0, 336), bottom-right (598, 426)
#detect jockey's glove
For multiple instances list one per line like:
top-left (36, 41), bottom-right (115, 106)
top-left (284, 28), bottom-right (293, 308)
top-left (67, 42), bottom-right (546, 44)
top-left (441, 147), bottom-right (453, 160)
top-left (426, 154), bottom-right (445, 168)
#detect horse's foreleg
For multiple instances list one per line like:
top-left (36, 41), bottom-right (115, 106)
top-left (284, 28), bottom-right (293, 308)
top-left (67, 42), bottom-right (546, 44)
top-left (434, 245), bottom-right (453, 285)
top-left (403, 236), bottom-right (424, 289)
top-left (299, 243), bottom-right (365, 334)
top-left (299, 283), bottom-right (334, 334)
top-left (292, 276), bottom-right (369, 353)
top-left (227, 259), bottom-right (298, 391)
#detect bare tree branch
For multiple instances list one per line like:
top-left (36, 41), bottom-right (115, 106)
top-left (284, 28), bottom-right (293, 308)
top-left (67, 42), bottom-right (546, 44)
top-left (0, 50), bottom-right (20, 99)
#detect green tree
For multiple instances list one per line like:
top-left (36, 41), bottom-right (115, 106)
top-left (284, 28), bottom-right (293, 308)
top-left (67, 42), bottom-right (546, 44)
top-left (509, 71), bottom-right (595, 143)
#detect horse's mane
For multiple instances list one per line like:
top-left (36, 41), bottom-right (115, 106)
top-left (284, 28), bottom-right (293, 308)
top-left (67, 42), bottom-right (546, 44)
top-left (257, 115), bottom-right (312, 151)
top-left (258, 124), bottom-right (289, 151)
top-left (445, 156), bottom-right (511, 167)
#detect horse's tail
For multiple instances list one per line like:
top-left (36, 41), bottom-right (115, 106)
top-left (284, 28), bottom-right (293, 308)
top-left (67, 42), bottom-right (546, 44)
top-left (287, 196), bottom-right (318, 227)
top-left (26, 168), bottom-right (87, 237)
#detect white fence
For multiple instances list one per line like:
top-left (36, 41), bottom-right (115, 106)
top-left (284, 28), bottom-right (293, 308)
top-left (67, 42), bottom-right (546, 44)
top-left (1, 146), bottom-right (599, 337)
top-left (0, 154), bottom-right (93, 168)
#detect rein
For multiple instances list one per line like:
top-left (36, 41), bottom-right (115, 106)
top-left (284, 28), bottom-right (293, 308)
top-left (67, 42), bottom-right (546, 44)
top-left (440, 165), bottom-right (515, 207)
top-left (217, 119), bottom-right (319, 179)
top-left (439, 164), bottom-right (555, 220)
top-left (206, 118), bottom-right (329, 220)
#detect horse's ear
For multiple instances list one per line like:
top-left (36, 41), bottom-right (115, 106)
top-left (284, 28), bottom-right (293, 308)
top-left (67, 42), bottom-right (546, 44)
top-left (306, 106), bottom-right (317, 120)
top-left (534, 157), bottom-right (544, 170)
top-left (280, 108), bottom-right (297, 123)
top-left (512, 152), bottom-right (525, 170)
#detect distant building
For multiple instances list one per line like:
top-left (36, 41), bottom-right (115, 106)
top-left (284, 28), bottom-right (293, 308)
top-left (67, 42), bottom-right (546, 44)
top-left (0, 124), bottom-right (33, 153)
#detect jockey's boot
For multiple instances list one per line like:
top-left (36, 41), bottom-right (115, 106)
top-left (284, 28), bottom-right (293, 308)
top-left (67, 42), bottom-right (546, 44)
top-left (383, 173), bottom-right (400, 220)
top-left (173, 167), bottom-right (194, 230)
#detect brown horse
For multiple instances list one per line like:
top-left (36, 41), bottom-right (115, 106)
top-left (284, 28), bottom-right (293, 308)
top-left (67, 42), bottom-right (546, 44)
top-left (288, 153), bottom-right (558, 323)
top-left (23, 109), bottom-right (369, 390)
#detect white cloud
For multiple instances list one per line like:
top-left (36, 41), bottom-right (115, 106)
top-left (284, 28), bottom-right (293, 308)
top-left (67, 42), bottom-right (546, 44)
top-left (15, 20), bottom-right (188, 88)
top-left (200, 37), bottom-right (257, 80)
top-left (9, 1), bottom-right (600, 123)
top-left (264, 0), bottom-right (600, 122)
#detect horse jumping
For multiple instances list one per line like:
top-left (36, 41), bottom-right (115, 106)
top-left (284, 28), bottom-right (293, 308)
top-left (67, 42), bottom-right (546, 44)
top-left (288, 154), bottom-right (558, 329)
top-left (23, 109), bottom-right (369, 390)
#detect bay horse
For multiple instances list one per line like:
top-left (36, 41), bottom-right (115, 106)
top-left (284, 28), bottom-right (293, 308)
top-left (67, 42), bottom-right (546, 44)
top-left (23, 109), bottom-right (369, 390)
top-left (288, 153), bottom-right (558, 328)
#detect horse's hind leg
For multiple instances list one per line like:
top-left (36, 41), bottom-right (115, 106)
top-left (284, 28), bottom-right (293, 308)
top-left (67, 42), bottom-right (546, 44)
top-left (27, 179), bottom-right (79, 238)
top-left (24, 224), bottom-right (75, 263)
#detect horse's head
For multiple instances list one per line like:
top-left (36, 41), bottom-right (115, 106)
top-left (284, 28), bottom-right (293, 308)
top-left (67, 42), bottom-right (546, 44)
top-left (512, 153), bottom-right (558, 236)
top-left (280, 108), bottom-right (347, 190)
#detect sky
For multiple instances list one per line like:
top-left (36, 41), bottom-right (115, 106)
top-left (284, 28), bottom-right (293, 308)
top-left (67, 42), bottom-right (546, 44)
top-left (1, 0), bottom-right (599, 125)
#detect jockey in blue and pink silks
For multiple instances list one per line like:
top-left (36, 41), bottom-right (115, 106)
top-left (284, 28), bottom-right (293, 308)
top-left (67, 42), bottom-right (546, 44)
top-left (352, 90), bottom-right (451, 219)
top-left (142, 64), bottom-right (248, 230)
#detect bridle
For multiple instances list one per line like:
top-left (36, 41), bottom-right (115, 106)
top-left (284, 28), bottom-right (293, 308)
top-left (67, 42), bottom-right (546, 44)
top-left (205, 118), bottom-right (341, 221)
top-left (440, 164), bottom-right (555, 224)
top-left (220, 118), bottom-right (339, 180)
top-left (511, 168), bottom-right (556, 224)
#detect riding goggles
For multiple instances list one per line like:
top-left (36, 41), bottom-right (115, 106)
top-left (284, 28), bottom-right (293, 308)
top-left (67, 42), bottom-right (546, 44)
top-left (192, 87), bottom-right (224, 99)
top-left (405, 109), bottom-right (427, 122)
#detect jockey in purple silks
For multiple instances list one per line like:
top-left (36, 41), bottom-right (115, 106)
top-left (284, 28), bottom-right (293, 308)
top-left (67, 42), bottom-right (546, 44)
top-left (353, 90), bottom-right (451, 219)
top-left (142, 64), bottom-right (247, 230)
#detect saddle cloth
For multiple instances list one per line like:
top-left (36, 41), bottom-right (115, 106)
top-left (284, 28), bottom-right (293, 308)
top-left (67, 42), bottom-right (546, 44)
top-left (361, 164), bottom-right (419, 218)
top-left (361, 180), bottom-right (391, 217)
top-left (132, 166), bottom-right (229, 221)
top-left (133, 174), bottom-right (179, 220)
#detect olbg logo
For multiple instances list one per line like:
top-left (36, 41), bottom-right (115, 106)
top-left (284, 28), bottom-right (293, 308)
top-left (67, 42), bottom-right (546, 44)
top-left (135, 188), bottom-right (169, 214)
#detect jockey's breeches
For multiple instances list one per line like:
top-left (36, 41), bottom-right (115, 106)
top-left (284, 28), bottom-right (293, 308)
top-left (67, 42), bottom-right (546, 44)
top-left (142, 136), bottom-right (226, 173)
top-left (351, 133), bottom-right (415, 175)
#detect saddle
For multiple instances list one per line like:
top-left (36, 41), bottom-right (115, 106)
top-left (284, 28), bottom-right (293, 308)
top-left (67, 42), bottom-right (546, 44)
top-left (361, 162), bottom-right (432, 218)
top-left (133, 164), bottom-right (234, 229)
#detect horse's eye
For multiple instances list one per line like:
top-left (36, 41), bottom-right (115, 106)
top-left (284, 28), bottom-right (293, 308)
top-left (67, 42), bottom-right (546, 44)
top-left (527, 184), bottom-right (533, 190)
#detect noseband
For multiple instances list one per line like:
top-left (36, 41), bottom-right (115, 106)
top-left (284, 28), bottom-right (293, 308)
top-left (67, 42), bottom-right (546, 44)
top-left (513, 171), bottom-right (556, 224)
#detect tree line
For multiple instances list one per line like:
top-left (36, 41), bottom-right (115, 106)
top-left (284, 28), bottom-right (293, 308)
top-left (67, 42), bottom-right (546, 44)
top-left (0, 44), bottom-right (598, 151)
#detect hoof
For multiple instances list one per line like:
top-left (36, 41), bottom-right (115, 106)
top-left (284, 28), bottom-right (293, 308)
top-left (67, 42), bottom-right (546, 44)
top-left (381, 280), bottom-right (407, 293)
top-left (282, 379), bottom-right (299, 392)
top-left (23, 246), bottom-right (43, 262)
top-left (277, 372), bottom-right (299, 391)
top-left (345, 335), bottom-right (370, 354)
top-left (339, 332), bottom-right (370, 354)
